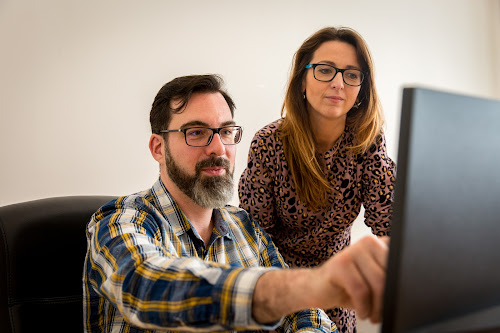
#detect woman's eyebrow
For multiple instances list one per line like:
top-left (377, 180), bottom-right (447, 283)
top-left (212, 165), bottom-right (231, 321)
top-left (317, 60), bottom-right (362, 70)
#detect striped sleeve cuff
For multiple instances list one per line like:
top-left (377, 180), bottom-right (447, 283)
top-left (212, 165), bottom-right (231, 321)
top-left (218, 266), bottom-right (283, 331)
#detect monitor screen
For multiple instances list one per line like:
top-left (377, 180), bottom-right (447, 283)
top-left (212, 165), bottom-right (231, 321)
top-left (381, 87), bottom-right (500, 333)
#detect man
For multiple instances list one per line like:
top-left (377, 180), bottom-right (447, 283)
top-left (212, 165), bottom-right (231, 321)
top-left (83, 74), bottom-right (389, 332)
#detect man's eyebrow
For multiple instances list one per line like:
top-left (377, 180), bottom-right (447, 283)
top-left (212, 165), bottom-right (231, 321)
top-left (221, 120), bottom-right (236, 126)
top-left (179, 120), bottom-right (236, 128)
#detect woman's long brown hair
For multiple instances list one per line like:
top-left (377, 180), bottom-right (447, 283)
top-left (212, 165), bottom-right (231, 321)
top-left (280, 27), bottom-right (384, 211)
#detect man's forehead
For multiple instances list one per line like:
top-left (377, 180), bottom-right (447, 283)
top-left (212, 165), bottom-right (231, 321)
top-left (168, 92), bottom-right (233, 127)
top-left (170, 91), bottom-right (228, 110)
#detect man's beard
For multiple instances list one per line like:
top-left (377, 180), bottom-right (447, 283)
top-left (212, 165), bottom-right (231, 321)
top-left (164, 148), bottom-right (234, 209)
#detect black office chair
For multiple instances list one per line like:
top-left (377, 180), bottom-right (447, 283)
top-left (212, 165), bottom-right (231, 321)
top-left (0, 196), bottom-right (115, 332)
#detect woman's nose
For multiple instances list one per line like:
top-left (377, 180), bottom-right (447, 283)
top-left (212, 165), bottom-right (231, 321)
top-left (330, 71), bottom-right (345, 89)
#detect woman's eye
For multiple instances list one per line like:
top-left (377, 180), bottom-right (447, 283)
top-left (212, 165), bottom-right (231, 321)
top-left (346, 72), bottom-right (359, 79)
top-left (318, 68), bottom-right (333, 75)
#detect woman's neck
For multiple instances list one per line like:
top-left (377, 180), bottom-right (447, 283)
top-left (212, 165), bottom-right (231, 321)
top-left (310, 116), bottom-right (346, 153)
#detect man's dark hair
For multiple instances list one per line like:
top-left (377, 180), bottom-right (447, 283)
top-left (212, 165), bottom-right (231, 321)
top-left (150, 74), bottom-right (236, 134)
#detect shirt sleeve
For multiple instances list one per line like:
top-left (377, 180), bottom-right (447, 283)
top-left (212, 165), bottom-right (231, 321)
top-left (238, 129), bottom-right (280, 239)
top-left (248, 209), bottom-right (333, 332)
top-left (277, 309), bottom-right (337, 333)
top-left (85, 197), bottom-right (278, 332)
top-left (361, 132), bottom-right (397, 236)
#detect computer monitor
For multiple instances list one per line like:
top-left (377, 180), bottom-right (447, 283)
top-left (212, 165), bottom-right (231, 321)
top-left (381, 87), bottom-right (500, 333)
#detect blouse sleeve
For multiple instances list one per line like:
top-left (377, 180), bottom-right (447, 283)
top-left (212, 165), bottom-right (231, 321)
top-left (361, 132), bottom-right (397, 236)
top-left (238, 129), bottom-right (279, 238)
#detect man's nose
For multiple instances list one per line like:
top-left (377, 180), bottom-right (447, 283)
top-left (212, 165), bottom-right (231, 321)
top-left (205, 133), bottom-right (226, 156)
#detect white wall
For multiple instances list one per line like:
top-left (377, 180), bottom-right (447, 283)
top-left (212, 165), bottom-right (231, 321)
top-left (493, 0), bottom-right (500, 97)
top-left (1, 0), bottom-right (498, 208)
top-left (1, 1), bottom-right (498, 331)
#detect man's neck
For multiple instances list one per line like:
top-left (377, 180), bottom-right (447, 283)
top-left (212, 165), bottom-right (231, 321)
top-left (161, 174), bottom-right (214, 245)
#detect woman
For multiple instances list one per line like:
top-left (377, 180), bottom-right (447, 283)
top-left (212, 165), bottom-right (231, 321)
top-left (238, 27), bottom-right (396, 332)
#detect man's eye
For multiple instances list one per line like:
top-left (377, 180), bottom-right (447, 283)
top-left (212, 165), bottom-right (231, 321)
top-left (221, 129), bottom-right (233, 136)
top-left (187, 128), bottom-right (206, 137)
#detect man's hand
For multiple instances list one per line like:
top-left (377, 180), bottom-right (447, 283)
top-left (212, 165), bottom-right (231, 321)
top-left (314, 235), bottom-right (390, 323)
top-left (252, 235), bottom-right (390, 324)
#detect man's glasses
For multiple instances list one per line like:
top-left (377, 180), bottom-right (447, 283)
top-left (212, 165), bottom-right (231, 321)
top-left (160, 126), bottom-right (243, 147)
top-left (305, 63), bottom-right (366, 86)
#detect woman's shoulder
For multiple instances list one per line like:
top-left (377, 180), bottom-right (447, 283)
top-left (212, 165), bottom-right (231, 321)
top-left (358, 130), bottom-right (395, 169)
top-left (368, 130), bottom-right (389, 153)
top-left (253, 118), bottom-right (283, 140)
top-left (247, 119), bottom-right (284, 157)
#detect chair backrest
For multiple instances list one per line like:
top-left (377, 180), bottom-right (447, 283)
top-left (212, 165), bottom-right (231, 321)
top-left (0, 196), bottom-right (115, 333)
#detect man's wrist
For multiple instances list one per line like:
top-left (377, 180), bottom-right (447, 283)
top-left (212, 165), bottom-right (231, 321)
top-left (252, 268), bottom-right (319, 323)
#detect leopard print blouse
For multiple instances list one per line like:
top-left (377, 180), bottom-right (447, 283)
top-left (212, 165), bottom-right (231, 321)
top-left (238, 119), bottom-right (396, 333)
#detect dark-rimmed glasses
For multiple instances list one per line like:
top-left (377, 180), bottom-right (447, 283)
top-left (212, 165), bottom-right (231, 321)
top-left (160, 126), bottom-right (243, 147)
top-left (305, 63), bottom-right (366, 86)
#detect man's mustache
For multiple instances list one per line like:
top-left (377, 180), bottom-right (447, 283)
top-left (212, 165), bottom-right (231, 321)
top-left (195, 156), bottom-right (231, 173)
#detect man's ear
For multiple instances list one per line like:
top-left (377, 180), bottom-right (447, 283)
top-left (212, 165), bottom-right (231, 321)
top-left (149, 134), bottom-right (165, 164)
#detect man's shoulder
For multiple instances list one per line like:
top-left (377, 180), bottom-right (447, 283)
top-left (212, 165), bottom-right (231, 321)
top-left (220, 204), bottom-right (251, 221)
top-left (219, 205), bottom-right (259, 230)
top-left (91, 187), bottom-right (160, 224)
top-left (107, 188), bottom-right (156, 209)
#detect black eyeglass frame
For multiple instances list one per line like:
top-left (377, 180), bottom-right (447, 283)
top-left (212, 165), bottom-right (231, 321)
top-left (305, 63), bottom-right (367, 86)
top-left (159, 125), bottom-right (243, 147)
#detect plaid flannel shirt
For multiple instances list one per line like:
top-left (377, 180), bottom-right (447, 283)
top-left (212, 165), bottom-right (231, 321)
top-left (83, 178), bottom-right (334, 332)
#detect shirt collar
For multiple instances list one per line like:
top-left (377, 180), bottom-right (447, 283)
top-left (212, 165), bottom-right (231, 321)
top-left (151, 177), bottom-right (231, 239)
top-left (212, 208), bottom-right (231, 239)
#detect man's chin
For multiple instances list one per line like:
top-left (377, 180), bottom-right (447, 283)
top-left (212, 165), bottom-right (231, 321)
top-left (199, 174), bottom-right (232, 186)
top-left (192, 177), bottom-right (234, 209)
top-left (199, 172), bottom-right (225, 179)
